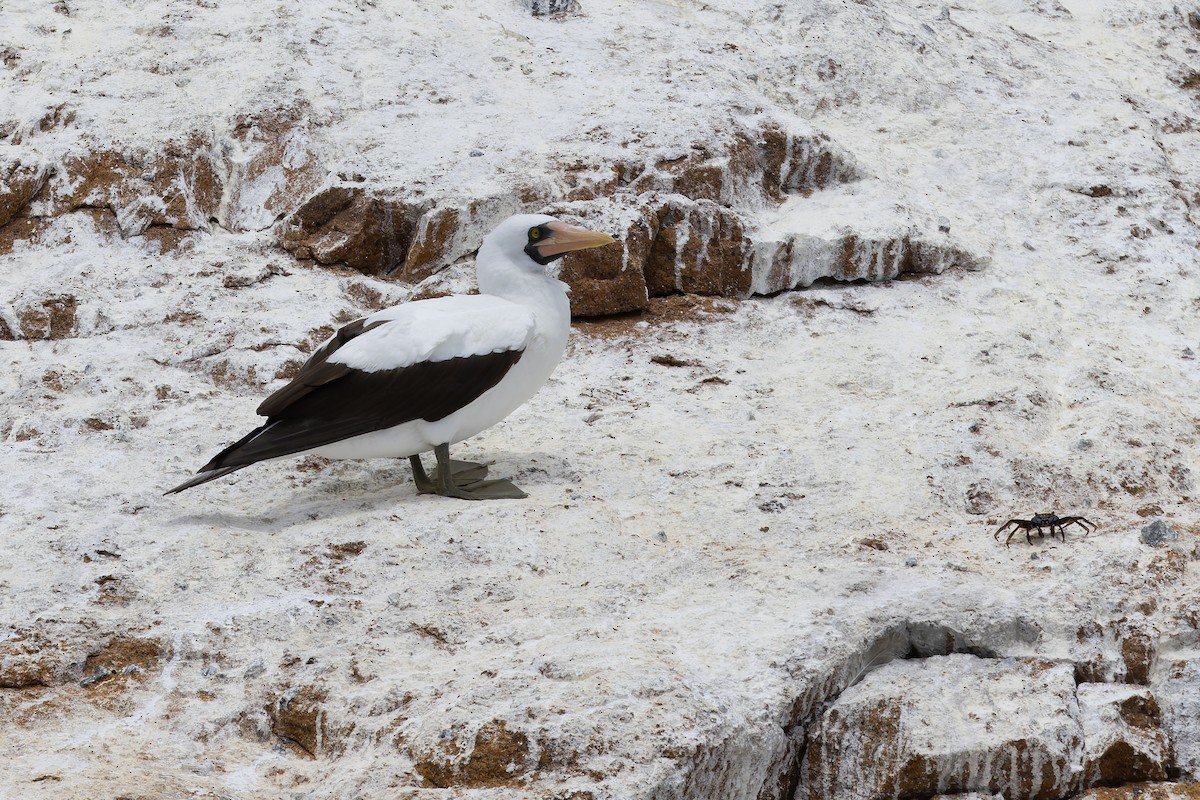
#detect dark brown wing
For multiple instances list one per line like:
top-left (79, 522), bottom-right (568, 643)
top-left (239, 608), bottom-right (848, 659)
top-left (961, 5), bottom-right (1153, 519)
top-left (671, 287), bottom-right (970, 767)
top-left (197, 349), bottom-right (523, 471)
top-left (256, 316), bottom-right (387, 417)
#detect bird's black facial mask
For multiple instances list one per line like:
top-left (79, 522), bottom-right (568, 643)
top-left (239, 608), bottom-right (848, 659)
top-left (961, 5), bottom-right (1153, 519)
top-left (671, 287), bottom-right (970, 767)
top-left (525, 224), bottom-right (561, 266)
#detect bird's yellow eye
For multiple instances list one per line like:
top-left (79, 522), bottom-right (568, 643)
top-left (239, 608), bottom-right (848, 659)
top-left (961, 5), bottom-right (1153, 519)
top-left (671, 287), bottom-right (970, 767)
top-left (529, 227), bottom-right (541, 239)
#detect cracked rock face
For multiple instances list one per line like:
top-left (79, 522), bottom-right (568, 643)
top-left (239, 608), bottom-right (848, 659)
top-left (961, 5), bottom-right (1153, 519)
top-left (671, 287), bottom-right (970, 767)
top-left (801, 653), bottom-right (1184, 800)
top-left (803, 655), bottom-right (1085, 800)
top-left (217, 108), bottom-right (324, 233)
top-left (0, 150), bottom-right (47, 228)
top-left (45, 136), bottom-right (221, 237)
top-left (1, 109), bottom-right (976, 315)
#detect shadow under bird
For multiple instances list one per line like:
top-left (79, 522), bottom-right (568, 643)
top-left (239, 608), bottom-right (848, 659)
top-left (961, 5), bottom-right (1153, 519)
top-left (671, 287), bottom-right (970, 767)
top-left (166, 213), bottom-right (614, 500)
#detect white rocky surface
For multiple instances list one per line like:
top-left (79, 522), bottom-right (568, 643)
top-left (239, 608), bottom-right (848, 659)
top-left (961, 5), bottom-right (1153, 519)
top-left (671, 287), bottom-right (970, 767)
top-left (2, 1), bottom-right (1200, 799)
top-left (803, 655), bottom-right (1084, 800)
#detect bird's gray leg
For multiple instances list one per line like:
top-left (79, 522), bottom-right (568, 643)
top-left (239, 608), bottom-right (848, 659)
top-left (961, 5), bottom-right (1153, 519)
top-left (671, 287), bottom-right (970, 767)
top-left (410, 453), bottom-right (489, 494)
top-left (409, 455), bottom-right (436, 494)
top-left (433, 443), bottom-right (527, 501)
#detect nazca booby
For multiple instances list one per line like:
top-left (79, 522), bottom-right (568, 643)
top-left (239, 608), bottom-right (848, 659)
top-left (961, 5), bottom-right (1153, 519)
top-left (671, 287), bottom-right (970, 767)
top-left (166, 214), bottom-right (614, 499)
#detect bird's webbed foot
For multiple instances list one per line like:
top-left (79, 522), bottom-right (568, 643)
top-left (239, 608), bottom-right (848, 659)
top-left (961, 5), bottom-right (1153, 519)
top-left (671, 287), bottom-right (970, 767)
top-left (415, 445), bottom-right (527, 500)
top-left (409, 454), bottom-right (492, 495)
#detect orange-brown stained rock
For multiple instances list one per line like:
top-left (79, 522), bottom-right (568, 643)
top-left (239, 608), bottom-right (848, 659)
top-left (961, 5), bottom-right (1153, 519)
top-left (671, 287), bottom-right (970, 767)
top-left (270, 685), bottom-right (328, 757)
top-left (754, 230), bottom-right (980, 294)
top-left (0, 216), bottom-right (48, 258)
top-left (803, 655), bottom-right (1081, 800)
top-left (77, 635), bottom-right (167, 713)
top-left (1091, 741), bottom-right (1168, 786)
top-left (278, 187), bottom-right (420, 275)
top-left (220, 107), bottom-right (325, 232)
top-left (1072, 619), bottom-right (1159, 686)
top-left (49, 134), bottom-right (220, 237)
top-left (832, 234), bottom-right (916, 282)
top-left (1118, 692), bottom-right (1163, 730)
top-left (403, 193), bottom-right (545, 281)
top-left (81, 636), bottom-right (163, 679)
top-left (551, 204), bottom-right (654, 317)
top-left (1078, 684), bottom-right (1169, 788)
top-left (659, 153), bottom-right (727, 203)
top-left (560, 158), bottom-right (643, 202)
top-left (1120, 626), bottom-right (1155, 685)
top-left (1076, 783), bottom-right (1200, 799)
top-left (414, 719), bottom-right (533, 788)
top-left (0, 153), bottom-right (47, 227)
top-left (12, 295), bottom-right (78, 340)
top-left (645, 197), bottom-right (750, 298)
top-left (402, 205), bottom-right (462, 281)
top-left (0, 631), bottom-right (82, 689)
top-left (754, 125), bottom-right (858, 200)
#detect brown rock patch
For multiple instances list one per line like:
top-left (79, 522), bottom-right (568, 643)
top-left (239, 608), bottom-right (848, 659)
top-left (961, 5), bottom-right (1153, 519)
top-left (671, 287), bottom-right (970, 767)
top-left (550, 202), bottom-right (653, 317)
top-left (414, 719), bottom-right (533, 788)
top-left (0, 631), bottom-right (80, 689)
top-left (278, 187), bottom-right (421, 275)
top-left (48, 134), bottom-right (220, 238)
top-left (219, 106), bottom-right (325, 231)
top-left (645, 197), bottom-right (750, 297)
top-left (0, 152), bottom-right (47, 227)
top-left (1120, 626), bottom-right (1155, 685)
top-left (11, 295), bottom-right (78, 340)
top-left (402, 204), bottom-right (462, 281)
top-left (804, 656), bottom-right (1081, 800)
top-left (270, 685), bottom-right (328, 757)
top-left (1077, 783), bottom-right (1200, 799)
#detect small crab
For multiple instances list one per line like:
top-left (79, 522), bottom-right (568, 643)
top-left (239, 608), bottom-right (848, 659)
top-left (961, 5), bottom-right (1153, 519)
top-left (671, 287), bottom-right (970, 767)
top-left (994, 512), bottom-right (1096, 546)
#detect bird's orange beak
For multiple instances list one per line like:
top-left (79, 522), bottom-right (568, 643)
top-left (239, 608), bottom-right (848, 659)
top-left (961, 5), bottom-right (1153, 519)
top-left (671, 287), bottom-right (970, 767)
top-left (533, 221), bottom-right (616, 258)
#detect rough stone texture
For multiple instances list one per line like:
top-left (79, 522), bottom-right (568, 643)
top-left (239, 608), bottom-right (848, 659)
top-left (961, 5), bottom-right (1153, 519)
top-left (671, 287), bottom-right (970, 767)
top-left (1159, 659), bottom-right (1200, 780)
top-left (549, 200), bottom-right (654, 317)
top-left (628, 126), bottom-right (861, 207)
top-left (645, 196), bottom-right (751, 298)
top-left (278, 189), bottom-right (538, 280)
top-left (269, 684), bottom-right (329, 757)
top-left (44, 135), bottom-right (221, 236)
top-left (402, 194), bottom-right (530, 282)
top-left (1077, 684), bottom-right (1170, 787)
top-left (1075, 783), bottom-right (1200, 799)
top-left (277, 186), bottom-right (423, 275)
top-left (802, 655), bottom-right (1084, 800)
top-left (2, 294), bottom-right (78, 340)
top-left (540, 191), bottom-right (756, 315)
top-left (263, 118), bottom-right (869, 314)
top-left (217, 107), bottom-right (325, 232)
top-left (527, 0), bottom-right (580, 15)
top-left (0, 625), bottom-right (95, 688)
top-left (1073, 619), bottom-right (1159, 686)
top-left (412, 719), bottom-right (535, 788)
top-left (559, 158), bottom-right (643, 202)
top-left (80, 636), bottom-right (165, 685)
top-left (233, 111), bottom-right (959, 317)
top-left (750, 228), bottom-right (980, 294)
top-left (1141, 518), bottom-right (1180, 546)
top-left (0, 149), bottom-right (47, 227)
top-left (755, 125), bottom-right (862, 200)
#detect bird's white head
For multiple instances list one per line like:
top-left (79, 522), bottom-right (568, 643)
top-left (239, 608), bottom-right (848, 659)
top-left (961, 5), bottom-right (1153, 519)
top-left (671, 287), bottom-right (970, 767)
top-left (476, 214), bottom-right (615, 291)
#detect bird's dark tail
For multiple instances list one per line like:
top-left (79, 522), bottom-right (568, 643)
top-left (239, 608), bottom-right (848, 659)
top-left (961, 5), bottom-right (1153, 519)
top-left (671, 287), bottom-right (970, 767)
top-left (164, 423), bottom-right (274, 495)
top-left (164, 464), bottom-right (248, 495)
